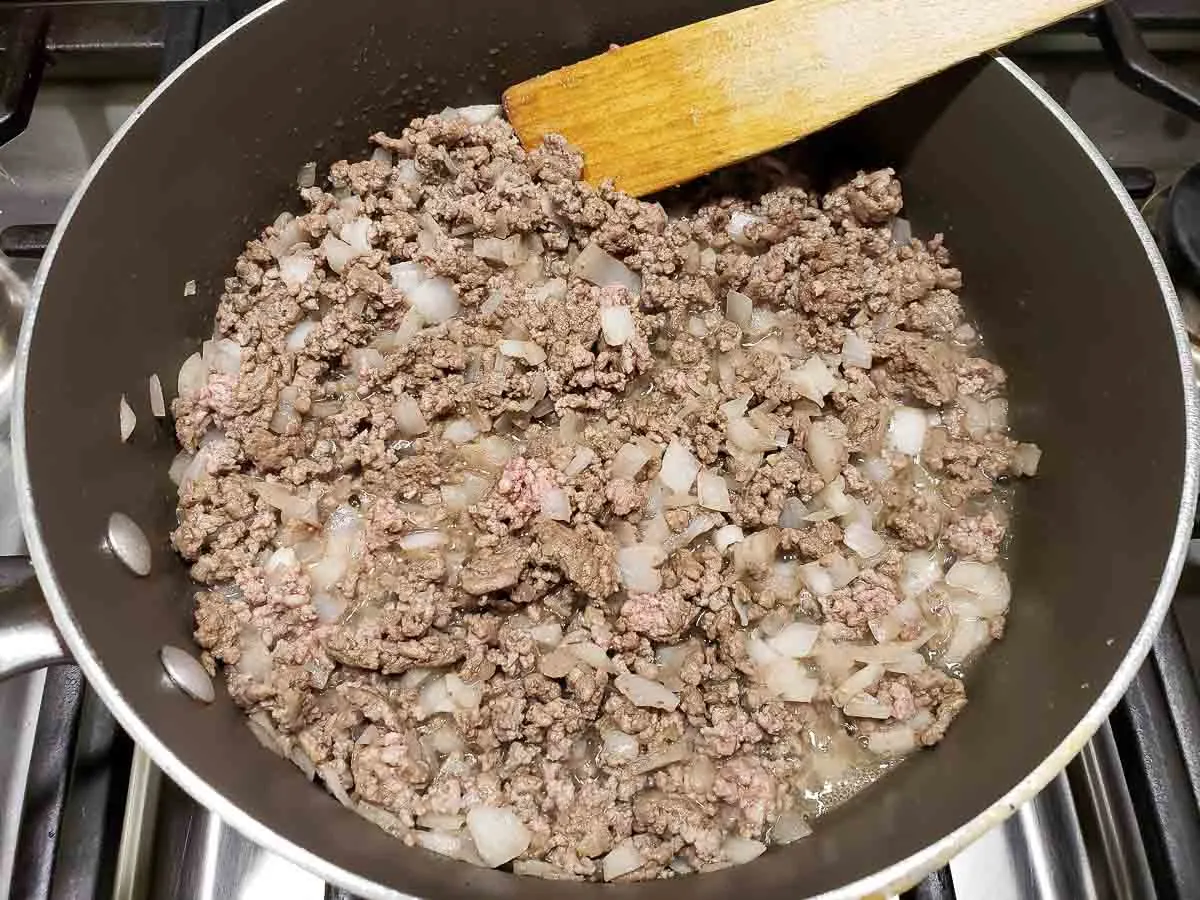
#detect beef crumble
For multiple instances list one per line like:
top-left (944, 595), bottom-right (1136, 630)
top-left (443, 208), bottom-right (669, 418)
top-left (171, 104), bottom-right (1038, 880)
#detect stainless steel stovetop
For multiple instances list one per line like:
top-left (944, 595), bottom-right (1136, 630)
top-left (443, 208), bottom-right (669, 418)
top-left (3, 3), bottom-right (1200, 899)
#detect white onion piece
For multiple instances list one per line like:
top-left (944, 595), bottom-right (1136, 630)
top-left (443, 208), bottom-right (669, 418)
top-left (728, 417), bottom-right (777, 454)
top-left (799, 562), bottom-right (834, 596)
top-left (445, 673), bottom-right (482, 710)
top-left (321, 234), bottom-right (357, 274)
top-left (720, 394), bottom-right (751, 421)
top-left (768, 622), bottom-right (821, 658)
top-left (961, 395), bottom-right (990, 440)
top-left (119, 395), bottom-right (136, 442)
top-left (168, 451), bottom-right (195, 486)
top-left (390, 261), bottom-right (426, 295)
top-left (772, 810), bottom-right (813, 844)
top-left (843, 522), bottom-right (885, 559)
top-left (841, 332), bottom-right (873, 369)
top-left (202, 338), bottom-right (242, 376)
top-left (418, 676), bottom-right (456, 718)
top-left (806, 422), bottom-right (844, 487)
top-left (393, 393), bottom-right (428, 437)
top-left (297, 161), bottom-right (316, 189)
top-left (733, 528), bottom-right (779, 573)
top-left (340, 217), bottom-right (372, 254)
top-left (988, 398), bottom-right (1009, 431)
top-left (417, 812), bottom-right (465, 832)
top-left (473, 235), bottom-right (526, 265)
top-left (727, 210), bottom-right (765, 246)
top-left (312, 593), bottom-right (347, 623)
top-left (572, 243), bottom-right (641, 295)
top-left (662, 513), bottom-right (722, 555)
top-left (443, 419), bottom-right (480, 444)
top-left (725, 290), bottom-right (753, 330)
top-left (1013, 443), bottom-right (1042, 476)
top-left (899, 550), bottom-right (942, 599)
top-left (177, 352), bottom-right (208, 399)
top-left (723, 837), bottom-right (766, 864)
top-left (697, 469), bottom-right (733, 512)
top-left (614, 673), bottom-right (679, 711)
top-left (860, 456), bottom-right (892, 483)
top-left (285, 320), bottom-right (318, 352)
top-left (441, 473), bottom-right (493, 511)
top-left (611, 442), bottom-right (650, 480)
top-left (777, 497), bottom-right (808, 529)
top-left (713, 524), bottom-right (745, 553)
top-left (184, 279), bottom-right (197, 297)
top-left (279, 254), bottom-right (315, 290)
top-left (943, 616), bottom-right (990, 666)
top-left (411, 276), bottom-right (460, 324)
top-left (946, 561), bottom-right (1011, 616)
top-left (617, 544), bottom-right (665, 594)
top-left (869, 725), bottom-right (918, 757)
top-left (602, 729), bottom-right (640, 764)
top-left (826, 552), bottom-right (859, 588)
top-left (455, 103), bottom-right (502, 124)
top-left (398, 530), bottom-right (447, 551)
top-left (540, 486), bottom-right (572, 521)
top-left (763, 658), bottom-right (818, 702)
top-left (563, 447), bottom-right (596, 478)
top-left (600, 306), bottom-right (636, 345)
top-left (466, 805), bottom-right (531, 868)
top-left (498, 339), bottom-right (547, 366)
top-left (529, 622), bottom-right (564, 649)
top-left (887, 406), bottom-right (928, 456)
top-left (833, 663), bottom-right (884, 707)
top-left (629, 741), bottom-right (693, 775)
top-left (891, 217), bottom-right (913, 246)
top-left (394, 158), bottom-right (421, 186)
top-left (843, 696), bottom-right (894, 719)
top-left (266, 215), bottom-right (307, 259)
top-left (660, 440), bottom-right (700, 493)
top-left (785, 357), bottom-right (837, 405)
top-left (603, 839), bottom-right (644, 881)
top-left (256, 481), bottom-right (319, 525)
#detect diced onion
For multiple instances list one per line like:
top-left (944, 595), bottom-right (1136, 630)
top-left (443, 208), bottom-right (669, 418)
top-left (466, 805), bottom-right (532, 868)
top-left (411, 277), bottom-right (460, 323)
top-left (763, 658), bottom-right (818, 702)
top-left (390, 261), bottom-right (426, 294)
top-left (833, 663), bottom-right (884, 707)
top-left (443, 419), bottom-right (480, 444)
top-left (842, 696), bottom-right (894, 719)
top-left (660, 440), bottom-right (700, 493)
top-left (843, 522), bottom-right (885, 559)
top-left (942, 616), bottom-right (990, 666)
top-left (891, 217), bottom-right (913, 246)
top-left (727, 211), bottom-right (765, 246)
top-left (612, 442), bottom-right (650, 480)
top-left (1013, 442), bottom-right (1042, 476)
top-left (321, 234), bottom-right (357, 274)
top-left (603, 839), bottom-right (644, 881)
top-left (398, 530), bottom-right (447, 551)
top-left (806, 421), bottom-right (845, 482)
top-left (572, 243), bottom-right (641, 295)
top-left (202, 338), bottom-right (242, 376)
top-left (772, 810), bottom-right (813, 844)
top-left (697, 469), bottom-right (733, 512)
top-left (785, 357), bottom-right (837, 405)
top-left (498, 339), bottom-right (547, 366)
top-left (279, 254), bottom-right (315, 290)
top-left (455, 104), bottom-right (502, 124)
top-left (945, 561), bottom-right (1011, 616)
top-left (563, 447), bottom-right (596, 478)
top-left (841, 331), bottom-right (873, 369)
top-left (723, 837), bottom-right (766, 864)
top-left (147, 375), bottom-right (166, 419)
top-left (473, 235), bottom-right (527, 266)
top-left (768, 622), bottom-right (820, 658)
top-left (602, 729), bottom-right (640, 763)
top-left (826, 552), bottom-right (859, 588)
top-left (617, 544), bottom-right (666, 594)
top-left (713, 524), bottom-right (744, 552)
top-left (540, 486), bottom-right (572, 521)
top-left (887, 406), bottom-right (927, 456)
top-left (393, 393), bottom-right (428, 437)
top-left (899, 550), bottom-right (943, 599)
top-left (297, 161), bottom-right (317, 189)
top-left (799, 562), bottom-right (833, 596)
top-left (733, 528), bottom-right (779, 573)
top-left (340, 217), bottom-right (372, 254)
top-left (869, 725), bottom-right (918, 757)
top-left (119, 394), bottom-right (136, 442)
top-left (600, 306), bottom-right (636, 345)
top-left (728, 417), bottom-right (777, 454)
top-left (725, 290), bottom-right (753, 330)
top-left (629, 741), bottom-right (693, 775)
top-left (614, 673), bottom-right (679, 711)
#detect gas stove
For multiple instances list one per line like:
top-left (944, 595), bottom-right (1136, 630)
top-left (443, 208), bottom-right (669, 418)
top-left (2, 3), bottom-right (1200, 899)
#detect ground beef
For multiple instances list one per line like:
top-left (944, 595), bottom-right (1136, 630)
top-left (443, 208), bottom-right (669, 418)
top-left (171, 106), bottom-right (1038, 880)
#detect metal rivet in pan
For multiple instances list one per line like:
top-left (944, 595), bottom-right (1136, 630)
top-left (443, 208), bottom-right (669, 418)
top-left (107, 512), bottom-right (151, 576)
top-left (160, 646), bottom-right (215, 704)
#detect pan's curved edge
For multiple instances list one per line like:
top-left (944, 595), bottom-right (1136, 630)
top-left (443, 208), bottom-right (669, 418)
top-left (11, 33), bottom-right (1199, 900)
top-left (12, 2), bottom-right (413, 899)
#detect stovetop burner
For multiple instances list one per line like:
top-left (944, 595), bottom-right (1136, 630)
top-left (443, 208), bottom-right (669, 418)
top-left (4, 3), bottom-right (1200, 899)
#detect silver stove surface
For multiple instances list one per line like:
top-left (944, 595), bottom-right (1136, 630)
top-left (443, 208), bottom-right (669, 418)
top-left (2, 50), bottom-right (1199, 900)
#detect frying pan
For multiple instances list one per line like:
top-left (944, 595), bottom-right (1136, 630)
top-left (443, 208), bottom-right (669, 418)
top-left (0, 0), bottom-right (1196, 897)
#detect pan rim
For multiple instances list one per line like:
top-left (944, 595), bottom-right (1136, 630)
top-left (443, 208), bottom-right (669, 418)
top-left (11, 14), bottom-right (1199, 898)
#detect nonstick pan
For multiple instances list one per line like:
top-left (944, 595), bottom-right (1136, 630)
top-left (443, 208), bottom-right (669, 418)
top-left (0, 1), bottom-right (1196, 897)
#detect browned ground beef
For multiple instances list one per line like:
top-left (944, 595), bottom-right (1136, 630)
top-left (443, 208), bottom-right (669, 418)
top-left (170, 105), bottom-right (1038, 880)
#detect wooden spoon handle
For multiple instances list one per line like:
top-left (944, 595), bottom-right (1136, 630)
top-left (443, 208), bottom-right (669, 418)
top-left (505, 0), bottom-right (1097, 197)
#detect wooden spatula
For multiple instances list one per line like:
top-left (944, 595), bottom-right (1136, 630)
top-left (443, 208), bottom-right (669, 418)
top-left (504, 0), bottom-right (1096, 197)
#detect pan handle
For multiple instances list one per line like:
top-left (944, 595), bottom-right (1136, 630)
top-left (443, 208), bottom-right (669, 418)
top-left (0, 556), bottom-right (68, 679)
